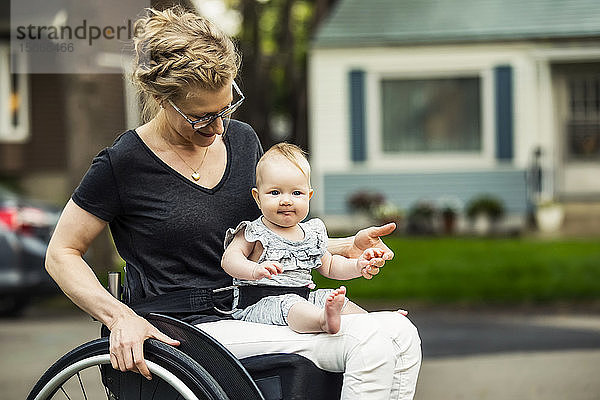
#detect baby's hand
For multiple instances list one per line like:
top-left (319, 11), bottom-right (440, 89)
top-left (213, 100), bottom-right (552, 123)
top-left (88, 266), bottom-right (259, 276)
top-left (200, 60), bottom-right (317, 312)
top-left (252, 261), bottom-right (283, 280)
top-left (357, 248), bottom-right (386, 279)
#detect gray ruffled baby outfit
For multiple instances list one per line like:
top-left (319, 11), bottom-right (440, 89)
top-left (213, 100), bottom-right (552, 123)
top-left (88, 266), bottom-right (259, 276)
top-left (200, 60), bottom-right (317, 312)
top-left (224, 216), bottom-right (345, 326)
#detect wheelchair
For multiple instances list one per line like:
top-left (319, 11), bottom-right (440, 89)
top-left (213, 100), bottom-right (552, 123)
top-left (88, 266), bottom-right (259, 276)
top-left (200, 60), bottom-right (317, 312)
top-left (27, 273), bottom-right (343, 400)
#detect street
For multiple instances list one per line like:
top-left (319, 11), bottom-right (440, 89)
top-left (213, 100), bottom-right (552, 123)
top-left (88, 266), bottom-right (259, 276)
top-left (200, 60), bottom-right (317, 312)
top-left (2, 303), bottom-right (600, 400)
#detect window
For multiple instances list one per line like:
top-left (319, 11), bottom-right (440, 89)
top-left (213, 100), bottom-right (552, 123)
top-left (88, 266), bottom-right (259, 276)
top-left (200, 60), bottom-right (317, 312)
top-left (381, 77), bottom-right (481, 153)
top-left (566, 72), bottom-right (600, 161)
top-left (0, 43), bottom-right (29, 142)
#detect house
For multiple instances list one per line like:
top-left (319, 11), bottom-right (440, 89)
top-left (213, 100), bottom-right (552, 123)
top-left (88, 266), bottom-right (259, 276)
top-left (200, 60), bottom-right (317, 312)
top-left (0, 0), bottom-right (188, 267)
top-left (0, 0), bottom-right (136, 204)
top-left (308, 0), bottom-right (600, 232)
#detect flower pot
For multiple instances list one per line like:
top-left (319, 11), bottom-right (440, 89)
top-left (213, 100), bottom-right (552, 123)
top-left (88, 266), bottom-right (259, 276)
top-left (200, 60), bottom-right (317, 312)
top-left (442, 213), bottom-right (457, 235)
top-left (472, 213), bottom-right (492, 236)
top-left (536, 205), bottom-right (564, 233)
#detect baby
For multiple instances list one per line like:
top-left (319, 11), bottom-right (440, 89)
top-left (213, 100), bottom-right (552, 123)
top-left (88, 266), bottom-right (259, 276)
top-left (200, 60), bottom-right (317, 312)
top-left (221, 142), bottom-right (385, 334)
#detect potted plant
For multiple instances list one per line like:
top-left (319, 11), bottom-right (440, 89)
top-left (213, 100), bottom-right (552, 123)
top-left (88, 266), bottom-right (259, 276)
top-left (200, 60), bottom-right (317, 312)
top-left (466, 195), bottom-right (505, 235)
top-left (371, 202), bottom-right (404, 230)
top-left (406, 200), bottom-right (437, 235)
top-left (437, 196), bottom-right (462, 235)
top-left (347, 191), bottom-right (385, 215)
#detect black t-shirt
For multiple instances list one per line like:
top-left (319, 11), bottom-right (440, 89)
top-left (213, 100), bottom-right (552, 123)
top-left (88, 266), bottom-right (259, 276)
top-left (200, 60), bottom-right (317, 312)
top-left (72, 121), bottom-right (262, 312)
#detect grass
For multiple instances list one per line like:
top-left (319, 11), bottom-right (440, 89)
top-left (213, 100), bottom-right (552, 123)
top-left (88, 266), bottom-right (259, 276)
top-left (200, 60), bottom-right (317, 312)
top-left (313, 237), bottom-right (600, 305)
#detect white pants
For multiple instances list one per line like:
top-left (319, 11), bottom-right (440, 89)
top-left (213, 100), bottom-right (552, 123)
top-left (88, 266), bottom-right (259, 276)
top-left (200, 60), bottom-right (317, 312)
top-left (197, 311), bottom-right (421, 400)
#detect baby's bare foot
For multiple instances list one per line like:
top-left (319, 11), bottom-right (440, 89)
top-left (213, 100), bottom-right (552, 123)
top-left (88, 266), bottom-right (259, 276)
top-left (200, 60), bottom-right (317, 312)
top-left (322, 286), bottom-right (346, 334)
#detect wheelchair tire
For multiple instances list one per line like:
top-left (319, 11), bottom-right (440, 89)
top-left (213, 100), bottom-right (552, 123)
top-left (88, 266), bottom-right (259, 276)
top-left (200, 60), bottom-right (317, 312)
top-left (27, 337), bottom-right (229, 400)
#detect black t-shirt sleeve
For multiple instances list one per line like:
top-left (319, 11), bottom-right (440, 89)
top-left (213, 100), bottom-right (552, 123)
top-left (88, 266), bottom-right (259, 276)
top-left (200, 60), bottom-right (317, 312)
top-left (256, 136), bottom-right (264, 159)
top-left (72, 148), bottom-right (121, 222)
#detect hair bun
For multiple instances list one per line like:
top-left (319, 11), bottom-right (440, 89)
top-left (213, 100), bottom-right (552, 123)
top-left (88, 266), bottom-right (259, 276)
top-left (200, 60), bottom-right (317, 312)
top-left (130, 6), bottom-right (241, 122)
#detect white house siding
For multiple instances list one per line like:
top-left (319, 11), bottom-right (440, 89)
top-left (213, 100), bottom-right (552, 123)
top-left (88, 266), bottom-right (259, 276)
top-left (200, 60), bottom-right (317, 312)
top-left (308, 41), bottom-right (600, 216)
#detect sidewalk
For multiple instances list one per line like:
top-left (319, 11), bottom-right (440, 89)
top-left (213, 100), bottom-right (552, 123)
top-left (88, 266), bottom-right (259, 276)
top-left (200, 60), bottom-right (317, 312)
top-left (417, 349), bottom-right (600, 400)
top-left (410, 309), bottom-right (600, 400)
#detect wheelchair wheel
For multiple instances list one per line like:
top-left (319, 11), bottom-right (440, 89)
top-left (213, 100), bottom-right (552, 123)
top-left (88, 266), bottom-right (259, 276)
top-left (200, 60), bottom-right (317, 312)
top-left (27, 337), bottom-right (229, 400)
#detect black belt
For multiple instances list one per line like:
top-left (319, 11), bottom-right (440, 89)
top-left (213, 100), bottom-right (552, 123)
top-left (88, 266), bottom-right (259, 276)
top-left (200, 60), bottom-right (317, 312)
top-left (237, 285), bottom-right (310, 309)
top-left (127, 285), bottom-right (311, 317)
top-left (129, 286), bottom-right (235, 316)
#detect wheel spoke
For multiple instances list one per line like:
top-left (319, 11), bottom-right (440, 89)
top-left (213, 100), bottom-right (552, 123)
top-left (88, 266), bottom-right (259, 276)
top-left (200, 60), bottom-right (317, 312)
top-left (76, 372), bottom-right (89, 400)
top-left (59, 386), bottom-right (72, 400)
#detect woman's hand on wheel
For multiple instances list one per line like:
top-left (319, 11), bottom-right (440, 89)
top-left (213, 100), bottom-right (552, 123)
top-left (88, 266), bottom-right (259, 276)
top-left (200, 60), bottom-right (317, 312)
top-left (108, 313), bottom-right (180, 380)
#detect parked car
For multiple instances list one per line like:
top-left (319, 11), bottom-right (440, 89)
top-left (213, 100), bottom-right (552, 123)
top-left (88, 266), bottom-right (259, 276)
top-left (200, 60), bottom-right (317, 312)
top-left (0, 186), bottom-right (61, 316)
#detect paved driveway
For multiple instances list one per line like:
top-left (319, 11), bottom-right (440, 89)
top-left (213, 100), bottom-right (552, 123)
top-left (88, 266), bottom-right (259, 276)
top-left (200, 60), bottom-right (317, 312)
top-left (3, 303), bottom-right (600, 400)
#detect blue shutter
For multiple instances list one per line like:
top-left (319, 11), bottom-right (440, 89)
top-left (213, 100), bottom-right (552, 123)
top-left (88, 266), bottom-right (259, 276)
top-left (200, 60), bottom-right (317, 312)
top-left (495, 65), bottom-right (514, 161)
top-left (349, 70), bottom-right (366, 162)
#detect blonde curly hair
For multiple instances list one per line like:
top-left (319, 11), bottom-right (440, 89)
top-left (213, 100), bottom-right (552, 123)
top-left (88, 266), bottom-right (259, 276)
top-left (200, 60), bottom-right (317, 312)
top-left (131, 6), bottom-right (241, 121)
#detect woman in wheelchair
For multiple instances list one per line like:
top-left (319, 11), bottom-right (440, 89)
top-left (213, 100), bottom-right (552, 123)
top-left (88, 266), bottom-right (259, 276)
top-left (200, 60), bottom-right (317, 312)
top-left (42, 6), bottom-right (421, 400)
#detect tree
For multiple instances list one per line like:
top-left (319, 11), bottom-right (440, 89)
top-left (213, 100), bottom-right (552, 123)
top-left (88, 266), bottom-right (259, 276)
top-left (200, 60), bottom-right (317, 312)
top-left (232, 0), bottom-right (338, 152)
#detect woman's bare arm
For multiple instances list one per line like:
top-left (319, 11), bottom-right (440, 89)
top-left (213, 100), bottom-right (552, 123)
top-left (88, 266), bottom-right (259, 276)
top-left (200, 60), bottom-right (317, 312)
top-left (46, 199), bottom-right (179, 379)
top-left (46, 199), bottom-right (129, 325)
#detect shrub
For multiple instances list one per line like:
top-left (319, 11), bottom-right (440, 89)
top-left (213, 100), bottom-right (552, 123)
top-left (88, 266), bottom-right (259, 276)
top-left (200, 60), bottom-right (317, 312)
top-left (466, 195), bottom-right (505, 222)
top-left (371, 202), bottom-right (404, 225)
top-left (347, 191), bottom-right (385, 213)
top-left (406, 200), bottom-right (437, 235)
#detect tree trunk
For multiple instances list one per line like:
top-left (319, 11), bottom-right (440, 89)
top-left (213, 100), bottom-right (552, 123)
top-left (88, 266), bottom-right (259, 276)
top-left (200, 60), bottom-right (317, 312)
top-left (238, 0), bottom-right (271, 148)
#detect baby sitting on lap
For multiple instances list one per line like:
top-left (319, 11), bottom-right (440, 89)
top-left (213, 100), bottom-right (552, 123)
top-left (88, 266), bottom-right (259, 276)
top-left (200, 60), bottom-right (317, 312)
top-left (221, 143), bottom-right (385, 334)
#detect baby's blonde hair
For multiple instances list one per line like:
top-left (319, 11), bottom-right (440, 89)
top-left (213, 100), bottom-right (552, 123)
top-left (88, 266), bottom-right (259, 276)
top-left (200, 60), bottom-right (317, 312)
top-left (256, 143), bottom-right (311, 188)
top-left (131, 6), bottom-right (241, 121)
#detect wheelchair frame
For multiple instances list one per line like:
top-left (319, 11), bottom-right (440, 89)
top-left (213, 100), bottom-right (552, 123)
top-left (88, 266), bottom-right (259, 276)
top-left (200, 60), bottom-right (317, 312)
top-left (27, 273), bottom-right (343, 400)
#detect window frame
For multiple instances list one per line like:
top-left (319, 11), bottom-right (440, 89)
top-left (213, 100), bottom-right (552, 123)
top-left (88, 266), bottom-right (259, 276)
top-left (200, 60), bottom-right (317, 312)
top-left (366, 68), bottom-right (495, 170)
top-left (0, 42), bottom-right (30, 142)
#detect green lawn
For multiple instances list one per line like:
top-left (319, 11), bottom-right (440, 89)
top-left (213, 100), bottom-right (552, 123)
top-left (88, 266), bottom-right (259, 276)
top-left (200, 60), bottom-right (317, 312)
top-left (313, 237), bottom-right (600, 305)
